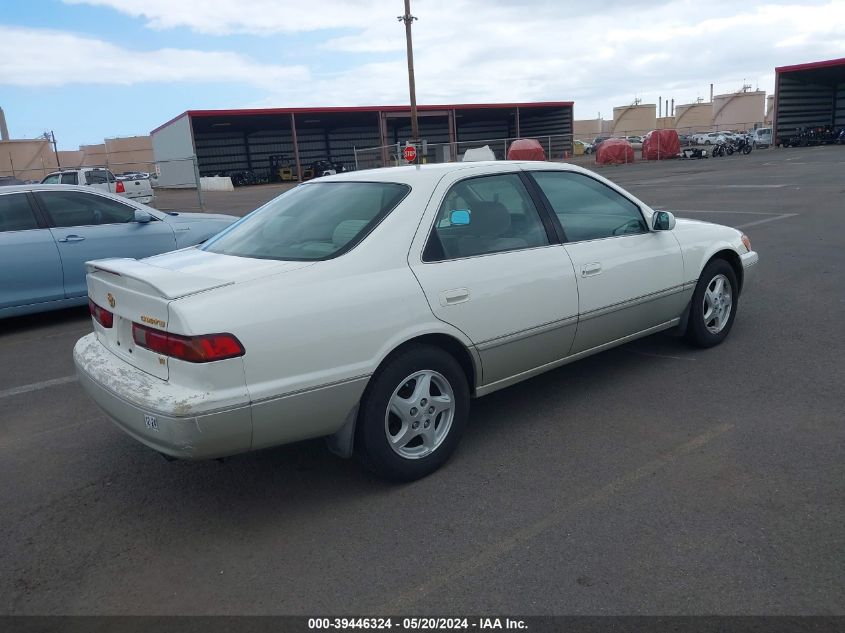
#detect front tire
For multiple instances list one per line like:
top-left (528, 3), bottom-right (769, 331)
top-left (686, 259), bottom-right (739, 348)
top-left (357, 345), bottom-right (470, 481)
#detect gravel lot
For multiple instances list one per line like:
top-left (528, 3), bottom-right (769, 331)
top-left (1, 147), bottom-right (843, 615)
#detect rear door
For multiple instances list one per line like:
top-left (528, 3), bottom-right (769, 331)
top-left (409, 171), bottom-right (579, 386)
top-left (0, 191), bottom-right (64, 310)
top-left (34, 190), bottom-right (176, 298)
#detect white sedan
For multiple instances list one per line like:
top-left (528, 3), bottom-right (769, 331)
top-left (75, 161), bottom-right (759, 481)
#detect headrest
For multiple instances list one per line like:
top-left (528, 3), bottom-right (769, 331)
top-left (469, 201), bottom-right (510, 236)
top-left (332, 219), bottom-right (370, 248)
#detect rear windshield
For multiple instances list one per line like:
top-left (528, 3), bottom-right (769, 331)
top-left (202, 181), bottom-right (410, 261)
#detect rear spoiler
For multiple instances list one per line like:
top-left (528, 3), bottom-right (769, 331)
top-left (86, 258), bottom-right (233, 300)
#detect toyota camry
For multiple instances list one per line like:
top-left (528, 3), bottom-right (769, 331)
top-left (74, 162), bottom-right (758, 481)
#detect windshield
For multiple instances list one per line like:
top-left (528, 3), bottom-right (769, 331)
top-left (202, 181), bottom-right (410, 261)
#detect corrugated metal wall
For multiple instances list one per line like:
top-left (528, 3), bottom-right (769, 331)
top-left (835, 83), bottom-right (845, 127)
top-left (518, 108), bottom-right (574, 159)
top-left (775, 74), bottom-right (844, 141)
top-left (190, 105), bottom-right (574, 177)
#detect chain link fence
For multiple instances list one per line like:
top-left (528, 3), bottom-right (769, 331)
top-left (350, 121), bottom-right (772, 170)
top-left (0, 148), bottom-right (206, 211)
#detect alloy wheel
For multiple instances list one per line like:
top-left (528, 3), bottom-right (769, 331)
top-left (702, 274), bottom-right (733, 334)
top-left (384, 370), bottom-right (455, 459)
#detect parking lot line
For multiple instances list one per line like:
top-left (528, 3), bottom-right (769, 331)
top-left (384, 422), bottom-right (734, 612)
top-left (0, 375), bottom-right (78, 400)
top-left (735, 213), bottom-right (799, 229)
top-left (661, 209), bottom-right (791, 215)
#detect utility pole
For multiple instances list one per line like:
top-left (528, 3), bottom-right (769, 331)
top-left (398, 0), bottom-right (419, 143)
top-left (44, 130), bottom-right (60, 168)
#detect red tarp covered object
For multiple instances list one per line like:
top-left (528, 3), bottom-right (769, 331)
top-left (596, 138), bottom-right (635, 164)
top-left (642, 129), bottom-right (681, 160)
top-left (507, 138), bottom-right (547, 160)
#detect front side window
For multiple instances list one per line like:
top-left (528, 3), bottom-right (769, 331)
top-left (202, 182), bottom-right (409, 261)
top-left (0, 193), bottom-right (39, 232)
top-left (531, 171), bottom-right (647, 242)
top-left (37, 191), bottom-right (137, 227)
top-left (424, 173), bottom-right (549, 261)
top-left (42, 174), bottom-right (60, 184)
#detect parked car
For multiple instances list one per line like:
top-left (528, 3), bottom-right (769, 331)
top-left (0, 184), bottom-right (237, 318)
top-left (574, 140), bottom-right (594, 155)
top-left (625, 136), bottom-right (644, 150)
top-left (591, 136), bottom-right (611, 150)
top-left (74, 162), bottom-right (759, 481)
top-left (41, 168), bottom-right (155, 205)
top-left (751, 128), bottom-right (772, 149)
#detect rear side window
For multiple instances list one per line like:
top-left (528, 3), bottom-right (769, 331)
top-left (202, 182), bottom-right (409, 261)
top-left (37, 191), bottom-right (137, 227)
top-left (531, 171), bottom-right (647, 242)
top-left (60, 172), bottom-right (79, 185)
top-left (85, 170), bottom-right (109, 185)
top-left (424, 173), bottom-right (550, 262)
top-left (0, 193), bottom-right (39, 232)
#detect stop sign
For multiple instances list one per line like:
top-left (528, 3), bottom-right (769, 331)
top-left (403, 145), bottom-right (417, 162)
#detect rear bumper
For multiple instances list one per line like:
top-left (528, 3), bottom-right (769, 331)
top-left (74, 333), bottom-right (251, 460)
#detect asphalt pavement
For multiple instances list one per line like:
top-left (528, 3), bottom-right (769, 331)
top-left (1, 146), bottom-right (843, 615)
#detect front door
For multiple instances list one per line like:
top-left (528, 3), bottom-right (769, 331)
top-left (529, 170), bottom-right (685, 354)
top-left (409, 171), bottom-right (579, 387)
top-left (35, 190), bottom-right (176, 298)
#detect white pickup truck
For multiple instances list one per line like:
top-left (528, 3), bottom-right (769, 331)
top-left (41, 168), bottom-right (155, 205)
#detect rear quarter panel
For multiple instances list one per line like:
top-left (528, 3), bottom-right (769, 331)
top-left (166, 258), bottom-right (470, 443)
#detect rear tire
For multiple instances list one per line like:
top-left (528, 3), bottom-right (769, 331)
top-left (686, 259), bottom-right (739, 348)
top-left (357, 345), bottom-right (469, 481)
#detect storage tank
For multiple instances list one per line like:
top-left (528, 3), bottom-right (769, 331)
top-left (573, 118), bottom-right (603, 140)
top-left (712, 90), bottom-right (765, 131)
top-left (80, 143), bottom-right (108, 167)
top-left (105, 136), bottom-right (154, 173)
top-left (765, 95), bottom-right (775, 125)
top-left (674, 102), bottom-right (712, 134)
top-left (611, 104), bottom-right (656, 137)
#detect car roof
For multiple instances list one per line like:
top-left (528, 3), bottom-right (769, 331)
top-left (312, 160), bottom-right (581, 187)
top-left (0, 184), bottom-right (164, 217)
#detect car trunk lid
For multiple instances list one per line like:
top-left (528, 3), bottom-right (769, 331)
top-left (86, 258), bottom-right (235, 380)
top-left (85, 253), bottom-right (313, 380)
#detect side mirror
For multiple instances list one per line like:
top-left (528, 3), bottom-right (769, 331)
top-left (450, 209), bottom-right (471, 226)
top-left (134, 209), bottom-right (152, 224)
top-left (652, 210), bottom-right (676, 231)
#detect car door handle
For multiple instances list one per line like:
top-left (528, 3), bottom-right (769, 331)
top-left (581, 262), bottom-right (602, 277)
top-left (58, 235), bottom-right (86, 243)
top-left (439, 288), bottom-right (470, 306)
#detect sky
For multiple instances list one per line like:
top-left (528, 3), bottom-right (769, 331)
top-left (0, 0), bottom-right (843, 150)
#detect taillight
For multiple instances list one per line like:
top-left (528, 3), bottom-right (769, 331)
top-left (115, 181), bottom-right (126, 193)
top-left (88, 299), bottom-right (114, 328)
top-left (132, 323), bottom-right (244, 363)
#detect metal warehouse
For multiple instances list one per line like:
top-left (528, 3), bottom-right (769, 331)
top-left (150, 102), bottom-right (574, 187)
top-left (773, 57), bottom-right (845, 145)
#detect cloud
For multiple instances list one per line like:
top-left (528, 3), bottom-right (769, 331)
top-left (9, 0), bottom-right (845, 122)
top-left (62, 0), bottom-right (390, 35)
top-left (0, 25), bottom-right (309, 87)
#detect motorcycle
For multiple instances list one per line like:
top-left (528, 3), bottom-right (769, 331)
top-left (728, 135), bottom-right (753, 155)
